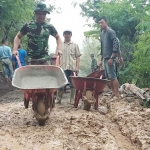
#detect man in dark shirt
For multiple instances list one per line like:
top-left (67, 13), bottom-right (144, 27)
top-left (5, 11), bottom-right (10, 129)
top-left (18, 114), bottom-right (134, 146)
top-left (98, 16), bottom-right (120, 99)
top-left (13, 3), bottom-right (62, 64)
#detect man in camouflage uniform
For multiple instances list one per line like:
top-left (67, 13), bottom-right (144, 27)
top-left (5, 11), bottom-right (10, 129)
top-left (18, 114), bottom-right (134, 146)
top-left (13, 3), bottom-right (62, 64)
top-left (90, 54), bottom-right (98, 72)
top-left (13, 3), bottom-right (62, 115)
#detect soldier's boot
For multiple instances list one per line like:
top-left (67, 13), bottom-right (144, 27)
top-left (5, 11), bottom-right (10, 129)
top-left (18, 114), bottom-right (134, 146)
top-left (56, 89), bottom-right (64, 104)
top-left (70, 88), bottom-right (75, 105)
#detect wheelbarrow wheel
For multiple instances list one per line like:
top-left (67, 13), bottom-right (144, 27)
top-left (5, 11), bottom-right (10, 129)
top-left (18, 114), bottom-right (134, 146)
top-left (24, 98), bottom-right (29, 108)
top-left (36, 96), bottom-right (46, 126)
top-left (37, 96), bottom-right (45, 116)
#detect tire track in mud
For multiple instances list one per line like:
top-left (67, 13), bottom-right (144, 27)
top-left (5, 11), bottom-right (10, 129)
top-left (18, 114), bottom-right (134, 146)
top-left (0, 89), bottom-right (148, 150)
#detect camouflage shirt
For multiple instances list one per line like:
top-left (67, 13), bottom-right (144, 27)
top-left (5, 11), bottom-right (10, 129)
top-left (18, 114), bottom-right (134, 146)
top-left (91, 58), bottom-right (97, 72)
top-left (20, 21), bottom-right (58, 59)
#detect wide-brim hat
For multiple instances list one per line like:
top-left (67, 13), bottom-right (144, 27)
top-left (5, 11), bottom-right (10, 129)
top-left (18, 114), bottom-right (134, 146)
top-left (34, 3), bottom-right (50, 14)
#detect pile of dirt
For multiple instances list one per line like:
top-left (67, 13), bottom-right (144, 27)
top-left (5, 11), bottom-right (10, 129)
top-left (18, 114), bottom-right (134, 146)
top-left (99, 93), bottom-right (150, 150)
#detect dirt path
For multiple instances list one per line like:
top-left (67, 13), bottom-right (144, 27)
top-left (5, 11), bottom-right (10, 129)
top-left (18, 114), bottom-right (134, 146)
top-left (0, 85), bottom-right (149, 150)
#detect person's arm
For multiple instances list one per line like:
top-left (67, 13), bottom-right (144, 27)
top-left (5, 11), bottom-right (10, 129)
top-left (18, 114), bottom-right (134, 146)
top-left (53, 33), bottom-right (63, 55)
top-left (111, 37), bottom-right (119, 58)
top-left (107, 30), bottom-right (119, 66)
top-left (75, 44), bottom-right (81, 72)
top-left (13, 23), bottom-right (28, 55)
top-left (76, 56), bottom-right (80, 72)
top-left (13, 32), bottom-right (24, 54)
top-left (48, 24), bottom-right (62, 55)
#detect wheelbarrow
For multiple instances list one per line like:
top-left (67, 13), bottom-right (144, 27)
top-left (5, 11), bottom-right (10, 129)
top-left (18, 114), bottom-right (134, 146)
top-left (12, 65), bottom-right (68, 125)
top-left (70, 70), bottom-right (109, 110)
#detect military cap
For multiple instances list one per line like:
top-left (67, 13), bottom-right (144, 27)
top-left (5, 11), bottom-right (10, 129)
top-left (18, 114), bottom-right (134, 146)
top-left (34, 3), bottom-right (50, 14)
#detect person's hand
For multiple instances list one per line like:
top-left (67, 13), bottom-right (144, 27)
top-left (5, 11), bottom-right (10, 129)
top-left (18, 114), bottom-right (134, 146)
top-left (56, 50), bottom-right (62, 56)
top-left (13, 50), bottom-right (18, 56)
top-left (74, 67), bottom-right (79, 75)
top-left (107, 58), bottom-right (113, 66)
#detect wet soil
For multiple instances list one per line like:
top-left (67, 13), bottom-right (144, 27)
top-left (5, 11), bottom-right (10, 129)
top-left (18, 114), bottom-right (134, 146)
top-left (0, 75), bottom-right (149, 150)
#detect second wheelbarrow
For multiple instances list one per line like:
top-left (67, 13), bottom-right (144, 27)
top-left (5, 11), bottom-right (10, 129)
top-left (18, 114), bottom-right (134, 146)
top-left (70, 76), bottom-right (109, 110)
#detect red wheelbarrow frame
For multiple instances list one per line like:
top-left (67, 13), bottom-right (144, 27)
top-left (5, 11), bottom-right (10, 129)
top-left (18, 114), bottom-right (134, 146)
top-left (23, 88), bottom-right (57, 111)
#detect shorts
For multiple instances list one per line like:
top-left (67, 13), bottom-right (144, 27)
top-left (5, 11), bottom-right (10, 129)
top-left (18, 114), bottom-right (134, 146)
top-left (103, 58), bottom-right (117, 80)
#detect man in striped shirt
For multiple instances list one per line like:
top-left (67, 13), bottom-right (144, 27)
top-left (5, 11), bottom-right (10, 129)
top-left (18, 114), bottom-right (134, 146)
top-left (56, 30), bottom-right (82, 104)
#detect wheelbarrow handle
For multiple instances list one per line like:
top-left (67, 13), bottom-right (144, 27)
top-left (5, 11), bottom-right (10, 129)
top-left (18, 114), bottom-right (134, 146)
top-left (16, 55), bottom-right (22, 68)
top-left (55, 55), bottom-right (60, 66)
top-left (73, 71), bottom-right (76, 77)
top-left (100, 75), bottom-right (103, 79)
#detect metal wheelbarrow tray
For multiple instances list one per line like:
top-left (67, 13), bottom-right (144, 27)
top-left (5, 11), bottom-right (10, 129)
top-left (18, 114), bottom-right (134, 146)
top-left (12, 65), bottom-right (68, 90)
top-left (71, 76), bottom-right (110, 110)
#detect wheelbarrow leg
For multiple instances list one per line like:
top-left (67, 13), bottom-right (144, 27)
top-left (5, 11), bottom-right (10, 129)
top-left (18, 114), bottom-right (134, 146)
top-left (46, 90), bottom-right (53, 111)
top-left (74, 90), bottom-right (82, 108)
top-left (24, 91), bottom-right (30, 108)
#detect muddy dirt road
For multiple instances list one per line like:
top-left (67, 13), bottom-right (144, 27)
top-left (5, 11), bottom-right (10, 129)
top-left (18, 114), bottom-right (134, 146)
top-left (0, 76), bottom-right (149, 150)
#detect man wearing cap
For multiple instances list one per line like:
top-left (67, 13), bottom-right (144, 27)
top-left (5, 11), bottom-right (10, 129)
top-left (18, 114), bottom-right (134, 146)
top-left (90, 54), bottom-right (98, 72)
top-left (13, 3), bottom-right (62, 64)
top-left (56, 30), bottom-right (81, 104)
